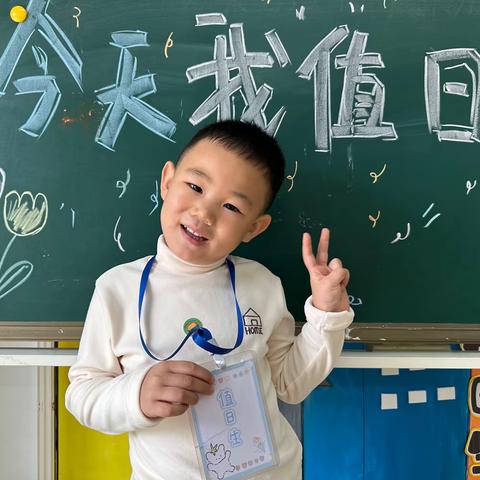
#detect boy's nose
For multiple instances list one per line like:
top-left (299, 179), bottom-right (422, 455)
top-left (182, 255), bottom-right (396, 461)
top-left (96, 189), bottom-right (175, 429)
top-left (191, 205), bottom-right (214, 227)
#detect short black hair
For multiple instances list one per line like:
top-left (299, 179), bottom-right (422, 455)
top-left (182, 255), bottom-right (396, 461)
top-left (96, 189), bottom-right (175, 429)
top-left (178, 120), bottom-right (285, 211)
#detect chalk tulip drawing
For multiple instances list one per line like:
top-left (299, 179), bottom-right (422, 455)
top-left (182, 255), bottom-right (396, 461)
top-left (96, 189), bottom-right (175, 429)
top-left (0, 173), bottom-right (49, 299)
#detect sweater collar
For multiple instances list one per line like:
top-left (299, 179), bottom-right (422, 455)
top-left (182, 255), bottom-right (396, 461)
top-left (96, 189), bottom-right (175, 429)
top-left (156, 235), bottom-right (227, 274)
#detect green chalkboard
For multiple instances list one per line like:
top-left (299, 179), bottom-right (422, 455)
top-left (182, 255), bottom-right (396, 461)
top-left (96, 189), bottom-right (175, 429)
top-left (1, 0), bottom-right (479, 325)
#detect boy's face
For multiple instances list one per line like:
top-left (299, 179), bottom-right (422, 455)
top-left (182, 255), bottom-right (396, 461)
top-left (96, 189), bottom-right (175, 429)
top-left (160, 139), bottom-right (272, 265)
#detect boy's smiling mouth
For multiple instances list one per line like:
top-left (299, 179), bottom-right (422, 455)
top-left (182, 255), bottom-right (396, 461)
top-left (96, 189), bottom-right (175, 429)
top-left (181, 224), bottom-right (209, 243)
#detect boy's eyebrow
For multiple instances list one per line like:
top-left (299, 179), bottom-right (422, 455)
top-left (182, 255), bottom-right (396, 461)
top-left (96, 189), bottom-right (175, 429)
top-left (185, 167), bottom-right (253, 205)
top-left (186, 168), bottom-right (211, 181)
top-left (231, 191), bottom-right (253, 206)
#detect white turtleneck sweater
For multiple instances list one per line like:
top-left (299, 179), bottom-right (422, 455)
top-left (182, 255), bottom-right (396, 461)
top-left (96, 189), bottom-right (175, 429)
top-left (66, 236), bottom-right (354, 480)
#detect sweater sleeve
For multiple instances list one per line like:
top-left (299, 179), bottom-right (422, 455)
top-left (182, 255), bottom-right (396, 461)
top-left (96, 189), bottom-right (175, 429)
top-left (266, 278), bottom-right (354, 404)
top-left (65, 286), bottom-right (160, 434)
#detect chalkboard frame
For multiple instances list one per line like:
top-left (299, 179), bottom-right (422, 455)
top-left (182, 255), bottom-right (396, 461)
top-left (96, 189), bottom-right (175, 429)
top-left (3, 0), bottom-right (480, 336)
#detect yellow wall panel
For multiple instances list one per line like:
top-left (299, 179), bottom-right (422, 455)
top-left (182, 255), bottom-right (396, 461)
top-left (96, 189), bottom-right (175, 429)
top-left (58, 342), bottom-right (131, 480)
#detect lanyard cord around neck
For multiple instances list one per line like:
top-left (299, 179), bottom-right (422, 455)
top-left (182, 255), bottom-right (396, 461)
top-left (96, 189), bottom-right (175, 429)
top-left (138, 255), bottom-right (244, 361)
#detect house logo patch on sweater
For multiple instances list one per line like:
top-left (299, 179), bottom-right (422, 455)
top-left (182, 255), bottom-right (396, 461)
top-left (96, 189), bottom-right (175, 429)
top-left (243, 308), bottom-right (263, 335)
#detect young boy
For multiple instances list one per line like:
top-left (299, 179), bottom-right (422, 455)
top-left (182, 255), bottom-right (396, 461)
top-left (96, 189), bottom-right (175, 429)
top-left (66, 120), bottom-right (354, 480)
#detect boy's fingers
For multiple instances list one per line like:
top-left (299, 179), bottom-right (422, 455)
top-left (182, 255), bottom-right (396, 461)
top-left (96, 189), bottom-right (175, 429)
top-left (326, 267), bottom-right (349, 286)
top-left (328, 257), bottom-right (343, 270)
top-left (156, 387), bottom-right (199, 406)
top-left (162, 373), bottom-right (214, 395)
top-left (316, 228), bottom-right (330, 266)
top-left (164, 361), bottom-right (214, 385)
top-left (302, 233), bottom-right (316, 270)
top-left (153, 401), bottom-right (189, 418)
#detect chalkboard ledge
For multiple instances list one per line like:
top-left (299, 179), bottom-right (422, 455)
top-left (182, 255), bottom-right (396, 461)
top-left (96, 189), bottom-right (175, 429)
top-left (0, 322), bottom-right (84, 341)
top-left (1, 348), bottom-right (480, 369)
top-left (1, 322), bottom-right (480, 344)
top-left (345, 323), bottom-right (480, 345)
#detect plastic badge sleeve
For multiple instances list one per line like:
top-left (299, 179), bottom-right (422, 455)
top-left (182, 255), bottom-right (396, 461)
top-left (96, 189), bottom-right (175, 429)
top-left (189, 350), bottom-right (279, 480)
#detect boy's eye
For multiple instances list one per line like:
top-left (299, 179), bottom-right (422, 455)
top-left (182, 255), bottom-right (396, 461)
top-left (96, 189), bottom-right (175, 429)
top-left (188, 183), bottom-right (202, 193)
top-left (224, 203), bottom-right (241, 214)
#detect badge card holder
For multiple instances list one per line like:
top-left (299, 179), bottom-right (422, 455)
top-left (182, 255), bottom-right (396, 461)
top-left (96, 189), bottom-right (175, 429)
top-left (190, 350), bottom-right (279, 480)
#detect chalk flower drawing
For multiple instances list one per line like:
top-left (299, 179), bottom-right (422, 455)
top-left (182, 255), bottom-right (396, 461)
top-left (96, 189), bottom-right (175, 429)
top-left (0, 188), bottom-right (49, 299)
top-left (4, 191), bottom-right (48, 236)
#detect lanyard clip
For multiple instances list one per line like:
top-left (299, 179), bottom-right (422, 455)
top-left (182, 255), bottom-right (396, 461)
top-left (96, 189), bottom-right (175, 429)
top-left (209, 338), bottom-right (226, 370)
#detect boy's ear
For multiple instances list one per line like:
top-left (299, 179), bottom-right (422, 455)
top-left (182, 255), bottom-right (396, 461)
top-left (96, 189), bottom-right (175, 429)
top-left (160, 161), bottom-right (175, 201)
top-left (242, 214), bottom-right (272, 243)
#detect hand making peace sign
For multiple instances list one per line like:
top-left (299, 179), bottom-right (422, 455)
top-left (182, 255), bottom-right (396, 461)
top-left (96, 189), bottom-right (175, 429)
top-left (302, 228), bottom-right (350, 312)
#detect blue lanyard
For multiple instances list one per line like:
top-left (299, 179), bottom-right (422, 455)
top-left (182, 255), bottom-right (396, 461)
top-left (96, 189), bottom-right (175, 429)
top-left (138, 255), bottom-right (244, 361)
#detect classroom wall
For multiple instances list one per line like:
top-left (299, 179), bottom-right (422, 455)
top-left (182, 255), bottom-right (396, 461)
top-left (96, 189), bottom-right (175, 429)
top-left (0, 342), bottom-right (38, 480)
